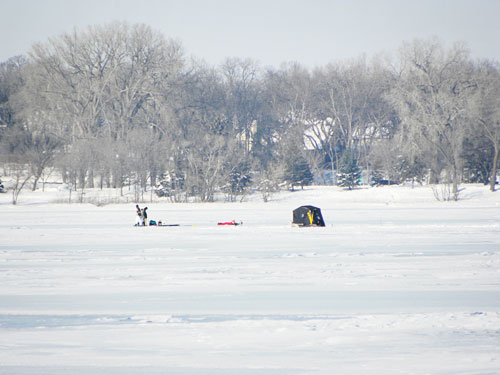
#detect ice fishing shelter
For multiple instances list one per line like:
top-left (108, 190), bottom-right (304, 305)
top-left (292, 206), bottom-right (325, 227)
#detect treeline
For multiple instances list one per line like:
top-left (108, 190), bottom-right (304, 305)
top-left (0, 22), bottom-right (499, 203)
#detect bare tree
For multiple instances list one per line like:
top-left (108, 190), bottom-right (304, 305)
top-left (388, 38), bottom-right (474, 200)
top-left (25, 132), bottom-right (62, 191)
top-left (9, 164), bottom-right (32, 205)
top-left (313, 57), bottom-right (396, 178)
top-left (314, 59), bottom-right (372, 156)
top-left (220, 58), bottom-right (262, 154)
top-left (263, 62), bottom-right (317, 186)
top-left (472, 61), bottom-right (500, 191)
top-left (24, 22), bottom-right (184, 189)
top-left (185, 133), bottom-right (232, 202)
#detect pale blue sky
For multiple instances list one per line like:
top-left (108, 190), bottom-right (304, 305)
top-left (2, 0), bottom-right (500, 67)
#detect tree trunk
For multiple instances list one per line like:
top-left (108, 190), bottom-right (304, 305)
top-left (490, 144), bottom-right (499, 192)
top-left (150, 168), bottom-right (157, 187)
top-left (88, 169), bottom-right (95, 188)
top-left (32, 166), bottom-right (43, 191)
top-left (452, 166), bottom-right (459, 201)
top-left (32, 176), bottom-right (40, 191)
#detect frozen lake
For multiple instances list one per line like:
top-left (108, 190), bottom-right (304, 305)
top-left (1, 185), bottom-right (499, 374)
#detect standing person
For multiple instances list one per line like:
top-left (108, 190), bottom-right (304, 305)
top-left (135, 205), bottom-right (142, 226)
top-left (141, 207), bottom-right (148, 226)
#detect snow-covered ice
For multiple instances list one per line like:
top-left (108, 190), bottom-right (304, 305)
top-left (0, 185), bottom-right (499, 374)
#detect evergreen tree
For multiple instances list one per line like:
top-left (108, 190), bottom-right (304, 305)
top-left (370, 169), bottom-right (384, 186)
top-left (397, 155), bottom-right (426, 185)
top-left (337, 151), bottom-right (361, 190)
top-left (224, 161), bottom-right (252, 201)
top-left (283, 154), bottom-right (313, 191)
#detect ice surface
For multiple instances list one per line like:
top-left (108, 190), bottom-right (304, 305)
top-left (0, 185), bottom-right (499, 374)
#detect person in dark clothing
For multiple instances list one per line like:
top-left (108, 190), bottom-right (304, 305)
top-left (141, 207), bottom-right (148, 226)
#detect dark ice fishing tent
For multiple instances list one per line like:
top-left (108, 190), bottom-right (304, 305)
top-left (292, 206), bottom-right (325, 227)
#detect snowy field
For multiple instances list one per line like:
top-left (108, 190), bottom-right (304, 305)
top-left (1, 184), bottom-right (499, 375)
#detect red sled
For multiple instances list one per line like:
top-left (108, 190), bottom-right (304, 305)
top-left (217, 220), bottom-right (242, 226)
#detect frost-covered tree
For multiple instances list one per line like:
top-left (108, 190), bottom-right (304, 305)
top-left (388, 38), bottom-right (474, 200)
top-left (220, 58), bottom-right (263, 154)
top-left (313, 57), bottom-right (396, 171)
top-left (20, 22), bottom-right (184, 193)
top-left (255, 166), bottom-right (281, 202)
top-left (472, 61), bottom-right (500, 191)
top-left (27, 23), bottom-right (184, 141)
top-left (184, 133), bottom-right (231, 202)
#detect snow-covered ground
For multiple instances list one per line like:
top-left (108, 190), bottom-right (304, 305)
top-left (1, 184), bottom-right (499, 374)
